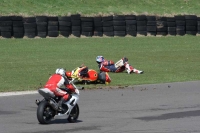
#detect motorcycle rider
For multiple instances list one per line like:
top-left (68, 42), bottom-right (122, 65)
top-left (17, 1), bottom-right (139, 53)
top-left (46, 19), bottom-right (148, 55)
top-left (44, 68), bottom-right (76, 111)
top-left (96, 56), bottom-right (144, 74)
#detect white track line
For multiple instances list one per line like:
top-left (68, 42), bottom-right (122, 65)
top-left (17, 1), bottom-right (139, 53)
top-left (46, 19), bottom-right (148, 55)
top-left (0, 90), bottom-right (38, 97)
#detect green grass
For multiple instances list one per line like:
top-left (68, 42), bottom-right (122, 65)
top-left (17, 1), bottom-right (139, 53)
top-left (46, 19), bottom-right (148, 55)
top-left (0, 0), bottom-right (200, 16)
top-left (0, 36), bottom-right (200, 92)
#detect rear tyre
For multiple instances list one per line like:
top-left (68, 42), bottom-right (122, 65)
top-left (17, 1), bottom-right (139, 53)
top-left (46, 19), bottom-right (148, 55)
top-left (68, 104), bottom-right (79, 123)
top-left (37, 101), bottom-right (55, 124)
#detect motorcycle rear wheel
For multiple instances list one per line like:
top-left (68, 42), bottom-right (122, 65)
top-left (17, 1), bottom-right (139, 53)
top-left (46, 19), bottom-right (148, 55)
top-left (37, 101), bottom-right (55, 124)
top-left (68, 104), bottom-right (79, 123)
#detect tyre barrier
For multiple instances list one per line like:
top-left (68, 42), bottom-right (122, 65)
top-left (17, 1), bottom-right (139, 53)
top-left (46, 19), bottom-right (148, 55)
top-left (0, 15), bottom-right (200, 38)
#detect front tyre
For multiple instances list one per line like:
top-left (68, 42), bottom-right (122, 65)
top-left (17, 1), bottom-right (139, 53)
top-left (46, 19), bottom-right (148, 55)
top-left (37, 101), bottom-right (55, 124)
top-left (68, 104), bottom-right (79, 123)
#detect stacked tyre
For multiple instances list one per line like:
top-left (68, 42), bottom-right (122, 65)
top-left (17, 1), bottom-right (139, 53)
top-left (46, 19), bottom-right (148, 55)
top-left (136, 15), bottom-right (147, 36)
top-left (23, 17), bottom-right (37, 38)
top-left (167, 17), bottom-right (176, 36)
top-left (0, 16), bottom-right (12, 38)
top-left (48, 16), bottom-right (59, 37)
top-left (58, 16), bottom-right (71, 37)
top-left (71, 14), bottom-right (81, 37)
top-left (12, 16), bottom-right (24, 38)
top-left (156, 16), bottom-right (168, 36)
top-left (175, 15), bottom-right (185, 36)
top-left (185, 15), bottom-right (197, 35)
top-left (81, 17), bottom-right (93, 37)
top-left (113, 15), bottom-right (126, 37)
top-left (198, 17), bottom-right (200, 35)
top-left (36, 16), bottom-right (48, 38)
top-left (125, 15), bottom-right (137, 36)
top-left (146, 16), bottom-right (156, 36)
top-left (93, 16), bottom-right (103, 37)
top-left (102, 16), bottom-right (113, 37)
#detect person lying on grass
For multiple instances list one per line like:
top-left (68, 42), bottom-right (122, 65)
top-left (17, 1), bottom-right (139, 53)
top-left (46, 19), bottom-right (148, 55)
top-left (96, 56), bottom-right (144, 74)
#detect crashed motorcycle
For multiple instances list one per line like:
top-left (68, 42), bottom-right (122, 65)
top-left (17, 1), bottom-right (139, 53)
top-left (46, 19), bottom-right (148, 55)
top-left (35, 80), bottom-right (83, 124)
top-left (68, 68), bottom-right (111, 85)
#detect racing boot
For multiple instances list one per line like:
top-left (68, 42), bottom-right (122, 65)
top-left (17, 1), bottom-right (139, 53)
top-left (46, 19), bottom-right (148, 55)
top-left (125, 64), bottom-right (144, 74)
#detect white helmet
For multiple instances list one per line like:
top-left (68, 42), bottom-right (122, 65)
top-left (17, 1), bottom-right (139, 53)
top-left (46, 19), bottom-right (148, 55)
top-left (55, 68), bottom-right (66, 76)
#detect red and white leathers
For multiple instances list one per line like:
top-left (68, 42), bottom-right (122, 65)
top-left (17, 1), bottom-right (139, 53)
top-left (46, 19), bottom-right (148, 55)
top-left (44, 74), bottom-right (75, 101)
top-left (97, 57), bottom-right (143, 74)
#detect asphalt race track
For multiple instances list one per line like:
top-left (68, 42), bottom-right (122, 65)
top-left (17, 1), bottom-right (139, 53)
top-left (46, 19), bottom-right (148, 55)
top-left (0, 81), bottom-right (200, 133)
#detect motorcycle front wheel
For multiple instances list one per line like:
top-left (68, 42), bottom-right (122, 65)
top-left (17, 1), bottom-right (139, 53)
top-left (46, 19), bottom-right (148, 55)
top-left (68, 104), bottom-right (79, 123)
top-left (37, 101), bottom-right (55, 124)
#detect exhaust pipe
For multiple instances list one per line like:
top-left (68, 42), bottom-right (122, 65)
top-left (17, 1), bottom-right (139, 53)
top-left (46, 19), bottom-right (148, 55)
top-left (35, 99), bottom-right (40, 105)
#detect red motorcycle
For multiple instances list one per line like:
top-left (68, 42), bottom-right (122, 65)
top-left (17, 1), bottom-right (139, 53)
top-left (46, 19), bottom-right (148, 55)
top-left (66, 68), bottom-right (111, 85)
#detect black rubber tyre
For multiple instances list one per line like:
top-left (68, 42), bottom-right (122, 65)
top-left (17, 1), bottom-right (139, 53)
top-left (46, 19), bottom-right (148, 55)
top-left (48, 21), bottom-right (58, 26)
top-left (137, 26), bottom-right (146, 31)
top-left (81, 31), bottom-right (93, 37)
top-left (175, 15), bottom-right (185, 20)
top-left (71, 14), bottom-right (81, 20)
top-left (113, 21), bottom-right (125, 26)
top-left (156, 32), bottom-right (167, 36)
top-left (1, 26), bottom-right (12, 32)
top-left (81, 22), bottom-right (93, 27)
top-left (0, 16), bottom-right (12, 21)
top-left (103, 26), bottom-right (113, 32)
top-left (48, 31), bottom-right (59, 37)
top-left (94, 21), bottom-right (103, 27)
top-left (47, 16), bottom-right (58, 21)
top-left (103, 21), bottom-right (113, 27)
top-left (12, 16), bottom-right (23, 21)
top-left (167, 17), bottom-right (175, 22)
top-left (185, 15), bottom-right (197, 20)
top-left (113, 15), bottom-right (125, 20)
top-left (103, 31), bottom-right (114, 37)
top-left (48, 26), bottom-right (58, 31)
top-left (13, 32), bottom-right (24, 38)
top-left (82, 27), bottom-right (93, 32)
top-left (94, 27), bottom-right (103, 32)
top-left (93, 16), bottom-right (102, 22)
top-left (0, 21), bottom-right (12, 26)
top-left (168, 27), bottom-right (176, 32)
top-left (186, 20), bottom-right (197, 26)
top-left (1, 31), bottom-right (12, 38)
top-left (24, 23), bottom-right (36, 29)
top-left (156, 21), bottom-right (167, 27)
top-left (67, 104), bottom-right (79, 123)
top-left (102, 16), bottom-right (113, 21)
top-left (59, 26), bottom-right (71, 31)
top-left (72, 31), bottom-right (81, 37)
top-left (176, 30), bottom-right (185, 36)
top-left (13, 21), bottom-right (23, 27)
top-left (24, 32), bottom-right (36, 38)
top-left (176, 21), bottom-right (185, 26)
top-left (176, 26), bottom-right (185, 31)
top-left (146, 16), bottom-right (156, 21)
top-left (186, 26), bottom-right (197, 31)
top-left (114, 26), bottom-right (126, 31)
top-left (24, 28), bottom-right (36, 32)
top-left (37, 32), bottom-right (47, 38)
top-left (37, 101), bottom-right (55, 124)
top-left (126, 31), bottom-right (137, 36)
top-left (147, 21), bottom-right (156, 26)
top-left (72, 26), bottom-right (81, 31)
top-left (167, 22), bottom-right (176, 27)
top-left (125, 20), bottom-right (137, 25)
top-left (126, 25), bottom-right (136, 31)
top-left (81, 17), bottom-right (93, 22)
top-left (186, 31), bottom-right (197, 35)
top-left (60, 31), bottom-right (70, 37)
top-left (93, 31), bottom-right (103, 37)
top-left (168, 31), bottom-right (176, 36)
top-left (137, 21), bottom-right (147, 26)
top-left (58, 16), bottom-right (71, 21)
top-left (156, 16), bottom-right (167, 21)
top-left (137, 31), bottom-right (147, 36)
top-left (147, 31), bottom-right (156, 36)
top-left (157, 27), bottom-right (167, 32)
top-left (36, 16), bottom-right (47, 22)
top-left (59, 21), bottom-right (71, 26)
top-left (114, 31), bottom-right (126, 37)
top-left (71, 20), bottom-right (81, 26)
top-left (37, 26), bottom-right (47, 32)
top-left (125, 15), bottom-right (136, 20)
top-left (136, 15), bottom-right (146, 21)
top-left (23, 17), bottom-right (36, 23)
top-left (147, 26), bottom-right (156, 32)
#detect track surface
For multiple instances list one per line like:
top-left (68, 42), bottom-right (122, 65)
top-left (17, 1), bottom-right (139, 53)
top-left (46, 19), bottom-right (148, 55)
top-left (0, 81), bottom-right (200, 133)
